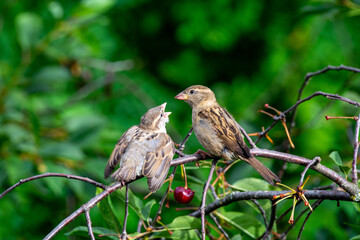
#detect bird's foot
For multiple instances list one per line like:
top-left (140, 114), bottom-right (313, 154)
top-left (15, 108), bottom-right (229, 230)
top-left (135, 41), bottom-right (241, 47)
top-left (194, 149), bottom-right (213, 160)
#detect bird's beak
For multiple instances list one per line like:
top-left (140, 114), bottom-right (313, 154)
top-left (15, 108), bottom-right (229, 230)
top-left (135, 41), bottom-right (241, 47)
top-left (164, 112), bottom-right (172, 118)
top-left (175, 92), bottom-right (188, 100)
top-left (160, 102), bottom-right (167, 109)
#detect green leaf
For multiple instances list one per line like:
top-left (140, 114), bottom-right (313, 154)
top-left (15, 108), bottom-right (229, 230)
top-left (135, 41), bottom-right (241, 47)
top-left (151, 229), bottom-right (199, 239)
top-left (96, 188), bottom-right (121, 233)
top-left (329, 151), bottom-right (343, 165)
top-left (66, 226), bottom-right (118, 240)
top-left (166, 216), bottom-right (201, 230)
top-left (15, 12), bottom-right (43, 50)
top-left (352, 202), bottom-right (360, 213)
top-left (231, 177), bottom-right (270, 192)
top-left (329, 151), bottom-right (351, 177)
top-left (74, 0), bottom-right (116, 18)
top-left (141, 199), bottom-right (156, 221)
top-left (231, 234), bottom-right (243, 240)
top-left (349, 235), bottom-right (360, 240)
top-left (151, 216), bottom-right (201, 239)
top-left (48, 1), bottom-right (64, 19)
top-left (216, 211), bottom-right (265, 239)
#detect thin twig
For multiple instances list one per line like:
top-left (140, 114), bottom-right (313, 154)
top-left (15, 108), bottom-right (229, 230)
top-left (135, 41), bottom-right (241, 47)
top-left (259, 200), bottom-right (277, 240)
top-left (251, 199), bottom-right (268, 227)
top-left (304, 65), bottom-right (360, 82)
top-left (257, 91), bottom-right (360, 144)
top-left (299, 157), bottom-right (321, 186)
top-left (209, 213), bottom-right (230, 240)
top-left (209, 185), bottom-right (219, 201)
top-left (178, 127), bottom-right (193, 151)
top-left (297, 199), bottom-right (324, 240)
top-left (291, 65), bottom-right (360, 130)
top-left (151, 166), bottom-right (178, 227)
top-left (201, 159), bottom-right (218, 240)
top-left (121, 184), bottom-right (129, 240)
top-left (136, 219), bottom-right (143, 234)
top-left (280, 199), bottom-right (323, 239)
top-left (84, 209), bottom-right (95, 240)
top-left (236, 122), bottom-right (257, 149)
top-left (0, 173), bottom-right (107, 199)
top-left (279, 206), bottom-right (309, 239)
top-left (352, 114), bottom-right (360, 186)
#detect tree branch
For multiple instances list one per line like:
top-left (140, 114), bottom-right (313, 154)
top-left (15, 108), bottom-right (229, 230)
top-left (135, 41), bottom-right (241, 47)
top-left (189, 190), bottom-right (351, 218)
top-left (43, 181), bottom-right (124, 240)
top-left (352, 114), bottom-right (360, 186)
top-left (299, 157), bottom-right (320, 186)
top-left (209, 213), bottom-right (230, 240)
top-left (84, 208), bottom-right (95, 240)
top-left (259, 201), bottom-right (277, 240)
top-left (171, 148), bottom-right (358, 196)
top-left (0, 173), bottom-right (107, 200)
top-left (250, 148), bottom-right (358, 196)
top-left (250, 199), bottom-right (268, 227)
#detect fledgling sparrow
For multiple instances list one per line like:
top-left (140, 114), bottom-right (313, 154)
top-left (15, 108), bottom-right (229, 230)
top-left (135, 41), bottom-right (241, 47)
top-left (104, 103), bottom-right (175, 192)
top-left (175, 85), bottom-right (280, 185)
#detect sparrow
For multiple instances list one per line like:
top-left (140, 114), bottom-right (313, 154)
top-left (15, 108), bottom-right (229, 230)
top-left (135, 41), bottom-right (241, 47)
top-left (104, 103), bottom-right (175, 192)
top-left (175, 85), bottom-right (280, 185)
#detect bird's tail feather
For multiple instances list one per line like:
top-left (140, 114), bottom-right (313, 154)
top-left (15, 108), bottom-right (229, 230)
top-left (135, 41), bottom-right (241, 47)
top-left (243, 156), bottom-right (280, 185)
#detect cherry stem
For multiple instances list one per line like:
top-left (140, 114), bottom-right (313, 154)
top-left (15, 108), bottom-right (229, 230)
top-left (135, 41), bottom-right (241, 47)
top-left (182, 164), bottom-right (188, 189)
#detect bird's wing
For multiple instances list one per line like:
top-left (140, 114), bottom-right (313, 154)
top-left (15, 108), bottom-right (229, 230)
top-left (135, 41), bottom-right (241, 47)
top-left (104, 125), bottom-right (138, 178)
top-left (199, 106), bottom-right (251, 159)
top-left (143, 133), bottom-right (174, 192)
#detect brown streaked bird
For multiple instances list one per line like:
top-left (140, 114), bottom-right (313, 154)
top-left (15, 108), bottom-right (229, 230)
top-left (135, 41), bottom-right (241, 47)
top-left (104, 103), bottom-right (174, 192)
top-left (175, 85), bottom-right (280, 185)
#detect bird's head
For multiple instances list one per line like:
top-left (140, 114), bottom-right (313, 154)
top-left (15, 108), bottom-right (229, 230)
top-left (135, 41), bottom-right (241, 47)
top-left (175, 85), bottom-right (216, 109)
top-left (140, 103), bottom-right (171, 132)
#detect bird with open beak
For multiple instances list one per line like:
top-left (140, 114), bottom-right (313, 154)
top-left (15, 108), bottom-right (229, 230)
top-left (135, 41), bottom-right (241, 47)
top-left (104, 103), bottom-right (175, 192)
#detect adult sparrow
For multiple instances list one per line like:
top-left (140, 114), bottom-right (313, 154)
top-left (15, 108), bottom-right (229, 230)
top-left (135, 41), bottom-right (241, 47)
top-left (175, 85), bottom-right (280, 185)
top-left (104, 103), bottom-right (174, 192)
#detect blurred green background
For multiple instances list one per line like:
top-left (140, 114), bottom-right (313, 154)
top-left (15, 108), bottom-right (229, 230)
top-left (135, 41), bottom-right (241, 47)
top-left (1, 0), bottom-right (360, 239)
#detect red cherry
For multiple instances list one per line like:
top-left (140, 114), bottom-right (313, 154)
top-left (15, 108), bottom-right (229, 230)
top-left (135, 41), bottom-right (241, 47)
top-left (174, 186), bottom-right (195, 204)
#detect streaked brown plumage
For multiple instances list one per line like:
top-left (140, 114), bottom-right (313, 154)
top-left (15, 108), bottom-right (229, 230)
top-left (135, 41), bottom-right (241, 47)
top-left (104, 103), bottom-right (174, 192)
top-left (175, 85), bottom-right (280, 185)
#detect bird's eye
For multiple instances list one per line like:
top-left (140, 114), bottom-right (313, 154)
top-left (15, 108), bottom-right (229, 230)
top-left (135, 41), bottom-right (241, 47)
top-left (160, 113), bottom-right (163, 117)
top-left (189, 90), bottom-right (195, 94)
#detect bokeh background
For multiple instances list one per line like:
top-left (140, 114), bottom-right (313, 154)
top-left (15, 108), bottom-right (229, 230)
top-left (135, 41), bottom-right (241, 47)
top-left (1, 0), bottom-right (360, 239)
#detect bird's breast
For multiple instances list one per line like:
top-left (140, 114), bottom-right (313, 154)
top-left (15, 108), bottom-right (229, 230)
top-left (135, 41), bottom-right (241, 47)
top-left (193, 114), bottom-right (223, 157)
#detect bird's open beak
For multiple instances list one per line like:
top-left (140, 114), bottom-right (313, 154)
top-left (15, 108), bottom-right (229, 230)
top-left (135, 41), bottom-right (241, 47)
top-left (160, 102), bottom-right (167, 109)
top-left (175, 92), bottom-right (188, 100)
top-left (164, 112), bottom-right (171, 118)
